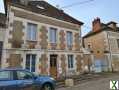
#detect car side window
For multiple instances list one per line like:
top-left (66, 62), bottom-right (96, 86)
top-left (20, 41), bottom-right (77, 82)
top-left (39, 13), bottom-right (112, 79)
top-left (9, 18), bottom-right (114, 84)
top-left (17, 71), bottom-right (33, 80)
top-left (0, 71), bottom-right (11, 80)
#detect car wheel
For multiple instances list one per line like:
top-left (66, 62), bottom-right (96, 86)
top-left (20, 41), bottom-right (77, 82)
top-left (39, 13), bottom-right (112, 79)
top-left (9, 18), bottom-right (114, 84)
top-left (42, 83), bottom-right (54, 90)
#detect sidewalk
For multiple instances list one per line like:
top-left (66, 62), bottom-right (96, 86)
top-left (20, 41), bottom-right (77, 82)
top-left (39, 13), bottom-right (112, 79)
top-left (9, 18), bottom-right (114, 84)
top-left (56, 72), bottom-right (119, 88)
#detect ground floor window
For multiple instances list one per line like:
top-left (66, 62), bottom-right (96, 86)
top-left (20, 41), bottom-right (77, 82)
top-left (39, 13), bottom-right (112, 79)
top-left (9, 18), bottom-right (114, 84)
top-left (0, 41), bottom-right (3, 67)
top-left (68, 55), bottom-right (74, 69)
top-left (26, 54), bottom-right (36, 72)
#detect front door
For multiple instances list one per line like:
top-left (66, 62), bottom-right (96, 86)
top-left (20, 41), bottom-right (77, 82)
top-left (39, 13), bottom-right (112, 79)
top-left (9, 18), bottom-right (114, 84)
top-left (50, 55), bottom-right (57, 78)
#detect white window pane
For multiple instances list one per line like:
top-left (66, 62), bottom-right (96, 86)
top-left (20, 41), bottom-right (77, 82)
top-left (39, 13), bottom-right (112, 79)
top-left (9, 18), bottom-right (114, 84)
top-left (27, 23), bottom-right (37, 41)
top-left (67, 32), bottom-right (73, 46)
top-left (50, 28), bottom-right (57, 43)
top-left (68, 55), bottom-right (74, 69)
top-left (26, 54), bottom-right (36, 72)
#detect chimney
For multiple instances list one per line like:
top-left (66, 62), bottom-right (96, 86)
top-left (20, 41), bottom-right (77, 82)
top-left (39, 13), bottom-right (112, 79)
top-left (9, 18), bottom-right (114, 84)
top-left (92, 17), bottom-right (101, 32)
top-left (107, 21), bottom-right (117, 30)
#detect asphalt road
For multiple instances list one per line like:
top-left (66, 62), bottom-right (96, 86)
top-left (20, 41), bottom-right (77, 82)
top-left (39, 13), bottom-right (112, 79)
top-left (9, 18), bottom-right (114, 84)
top-left (56, 74), bottom-right (119, 90)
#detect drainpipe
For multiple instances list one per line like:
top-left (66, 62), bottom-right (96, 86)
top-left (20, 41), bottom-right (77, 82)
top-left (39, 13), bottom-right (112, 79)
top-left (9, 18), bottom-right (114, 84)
top-left (106, 31), bottom-right (113, 72)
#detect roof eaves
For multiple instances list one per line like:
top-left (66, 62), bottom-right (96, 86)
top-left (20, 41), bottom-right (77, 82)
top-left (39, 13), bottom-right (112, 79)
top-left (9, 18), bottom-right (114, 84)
top-left (10, 1), bottom-right (84, 25)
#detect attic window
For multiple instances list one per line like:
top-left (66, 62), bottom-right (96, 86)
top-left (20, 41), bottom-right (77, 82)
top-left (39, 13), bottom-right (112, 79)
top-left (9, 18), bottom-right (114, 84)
top-left (36, 5), bottom-right (45, 9)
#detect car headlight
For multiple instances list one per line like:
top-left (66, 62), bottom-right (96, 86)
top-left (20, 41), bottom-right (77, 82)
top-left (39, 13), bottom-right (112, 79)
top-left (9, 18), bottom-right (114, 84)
top-left (50, 77), bottom-right (55, 81)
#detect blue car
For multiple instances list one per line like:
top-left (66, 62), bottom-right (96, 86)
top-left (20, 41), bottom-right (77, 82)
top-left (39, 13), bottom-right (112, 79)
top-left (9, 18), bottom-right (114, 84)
top-left (0, 68), bottom-right (55, 90)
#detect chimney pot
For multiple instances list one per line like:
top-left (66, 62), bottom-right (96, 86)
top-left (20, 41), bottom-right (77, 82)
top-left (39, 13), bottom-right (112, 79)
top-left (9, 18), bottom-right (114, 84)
top-left (92, 17), bottom-right (101, 32)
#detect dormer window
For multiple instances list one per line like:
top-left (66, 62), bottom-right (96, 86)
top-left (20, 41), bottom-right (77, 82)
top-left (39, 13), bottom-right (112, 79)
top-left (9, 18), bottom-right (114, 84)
top-left (36, 5), bottom-right (45, 9)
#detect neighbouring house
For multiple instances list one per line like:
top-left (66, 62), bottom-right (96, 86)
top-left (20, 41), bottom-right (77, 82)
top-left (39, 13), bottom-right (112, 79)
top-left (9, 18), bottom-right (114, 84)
top-left (83, 18), bottom-right (119, 72)
top-left (81, 48), bottom-right (94, 73)
top-left (0, 13), bottom-right (6, 68)
top-left (2, 0), bottom-right (84, 78)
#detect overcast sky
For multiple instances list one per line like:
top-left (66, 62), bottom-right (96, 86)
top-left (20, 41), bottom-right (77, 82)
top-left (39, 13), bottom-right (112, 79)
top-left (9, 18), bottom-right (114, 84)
top-left (0, 0), bottom-right (119, 36)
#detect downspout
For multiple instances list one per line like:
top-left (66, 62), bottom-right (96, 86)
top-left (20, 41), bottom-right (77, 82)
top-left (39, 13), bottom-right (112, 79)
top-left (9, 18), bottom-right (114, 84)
top-left (106, 31), bottom-right (113, 72)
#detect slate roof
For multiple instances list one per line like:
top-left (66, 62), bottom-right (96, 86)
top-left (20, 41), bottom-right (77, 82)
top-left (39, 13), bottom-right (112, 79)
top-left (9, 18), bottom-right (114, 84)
top-left (4, 0), bottom-right (83, 25)
top-left (83, 23), bottom-right (119, 38)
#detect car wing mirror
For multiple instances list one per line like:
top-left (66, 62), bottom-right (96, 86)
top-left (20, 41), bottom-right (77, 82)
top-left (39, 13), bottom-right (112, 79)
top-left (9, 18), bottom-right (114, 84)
top-left (34, 75), bottom-right (38, 80)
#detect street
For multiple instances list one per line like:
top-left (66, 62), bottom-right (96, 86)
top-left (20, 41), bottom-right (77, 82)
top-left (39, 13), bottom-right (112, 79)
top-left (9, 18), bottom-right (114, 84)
top-left (56, 73), bottom-right (119, 90)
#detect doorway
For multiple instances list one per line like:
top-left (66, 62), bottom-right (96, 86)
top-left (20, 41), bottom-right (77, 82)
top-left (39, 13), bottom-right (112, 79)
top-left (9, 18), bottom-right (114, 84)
top-left (50, 55), bottom-right (57, 78)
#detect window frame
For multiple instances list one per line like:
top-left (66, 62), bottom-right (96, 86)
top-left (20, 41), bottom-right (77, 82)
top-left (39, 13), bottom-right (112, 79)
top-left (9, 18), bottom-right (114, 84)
top-left (26, 54), bottom-right (36, 72)
top-left (66, 31), bottom-right (73, 47)
top-left (67, 55), bottom-right (74, 69)
top-left (26, 23), bottom-right (37, 41)
top-left (49, 27), bottom-right (57, 44)
top-left (117, 39), bottom-right (119, 48)
top-left (16, 70), bottom-right (34, 80)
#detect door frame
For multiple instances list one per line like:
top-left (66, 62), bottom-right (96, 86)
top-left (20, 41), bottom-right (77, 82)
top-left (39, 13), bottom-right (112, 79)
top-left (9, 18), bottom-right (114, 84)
top-left (49, 54), bottom-right (58, 78)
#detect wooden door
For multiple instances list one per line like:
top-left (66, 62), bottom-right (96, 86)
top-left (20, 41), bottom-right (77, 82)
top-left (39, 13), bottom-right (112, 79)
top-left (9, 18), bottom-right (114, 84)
top-left (50, 55), bottom-right (57, 78)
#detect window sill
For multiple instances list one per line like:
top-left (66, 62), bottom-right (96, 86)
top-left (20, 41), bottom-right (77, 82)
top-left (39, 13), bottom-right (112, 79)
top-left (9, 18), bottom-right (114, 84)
top-left (26, 40), bottom-right (37, 42)
top-left (67, 45), bottom-right (73, 47)
top-left (50, 43), bottom-right (57, 45)
top-left (68, 68), bottom-right (75, 70)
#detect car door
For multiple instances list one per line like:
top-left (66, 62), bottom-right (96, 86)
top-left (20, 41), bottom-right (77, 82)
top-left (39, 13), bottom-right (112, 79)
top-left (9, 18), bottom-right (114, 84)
top-left (0, 70), bottom-right (17, 90)
top-left (15, 70), bottom-right (38, 90)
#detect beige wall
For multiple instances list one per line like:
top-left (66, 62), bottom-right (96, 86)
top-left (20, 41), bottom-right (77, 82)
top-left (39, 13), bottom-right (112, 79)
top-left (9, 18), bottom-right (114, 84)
top-left (0, 28), bottom-right (6, 41)
top-left (84, 31), bottom-right (119, 72)
top-left (108, 31), bottom-right (119, 53)
top-left (5, 6), bottom-right (81, 52)
top-left (11, 6), bottom-right (81, 31)
top-left (84, 31), bottom-right (107, 59)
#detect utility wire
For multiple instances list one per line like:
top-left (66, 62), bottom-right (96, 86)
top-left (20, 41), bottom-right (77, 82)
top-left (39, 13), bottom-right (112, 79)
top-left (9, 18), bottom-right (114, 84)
top-left (61, 0), bottom-right (94, 9)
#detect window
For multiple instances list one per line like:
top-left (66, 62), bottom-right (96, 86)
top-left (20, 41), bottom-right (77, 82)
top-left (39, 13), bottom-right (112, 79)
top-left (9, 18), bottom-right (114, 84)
top-left (17, 71), bottom-right (33, 80)
top-left (0, 42), bottom-right (3, 66)
top-left (27, 23), bottom-right (37, 41)
top-left (26, 54), bottom-right (36, 72)
top-left (0, 71), bottom-right (11, 80)
top-left (50, 55), bottom-right (57, 67)
top-left (117, 39), bottom-right (119, 48)
top-left (49, 27), bottom-right (57, 43)
top-left (88, 44), bottom-right (91, 49)
top-left (67, 31), bottom-right (73, 47)
top-left (68, 55), bottom-right (74, 69)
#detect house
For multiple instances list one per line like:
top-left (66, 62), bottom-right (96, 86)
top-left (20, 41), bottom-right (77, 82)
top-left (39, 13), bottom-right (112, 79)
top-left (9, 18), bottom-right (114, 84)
top-left (83, 18), bottom-right (119, 72)
top-left (0, 13), bottom-right (6, 68)
top-left (2, 0), bottom-right (84, 78)
top-left (81, 48), bottom-right (93, 73)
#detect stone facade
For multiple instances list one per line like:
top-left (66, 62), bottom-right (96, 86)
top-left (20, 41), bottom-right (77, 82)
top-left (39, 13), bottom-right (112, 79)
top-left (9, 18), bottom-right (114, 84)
top-left (0, 28), bottom-right (5, 68)
top-left (1, 1), bottom-right (83, 79)
top-left (40, 26), bottom-right (48, 49)
top-left (40, 54), bottom-right (48, 74)
top-left (8, 20), bottom-right (24, 48)
top-left (59, 30), bottom-right (66, 50)
top-left (84, 18), bottom-right (119, 72)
